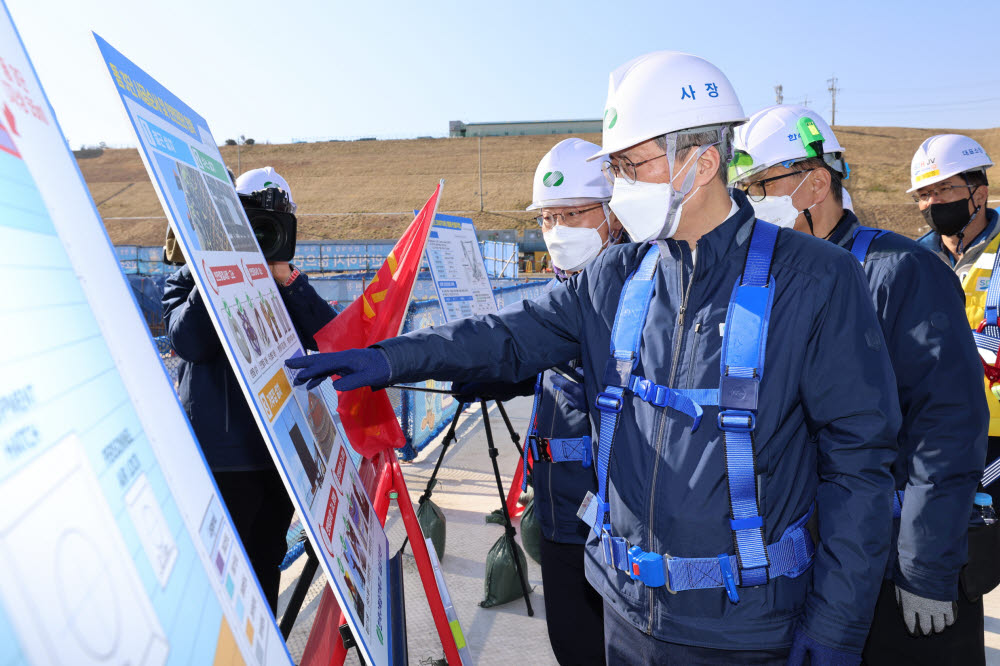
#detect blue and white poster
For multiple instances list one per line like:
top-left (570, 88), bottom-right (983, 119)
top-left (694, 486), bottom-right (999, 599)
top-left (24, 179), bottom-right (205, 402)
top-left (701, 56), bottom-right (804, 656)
top-left (424, 213), bottom-right (497, 322)
top-left (94, 35), bottom-right (393, 665)
top-left (0, 4), bottom-right (289, 664)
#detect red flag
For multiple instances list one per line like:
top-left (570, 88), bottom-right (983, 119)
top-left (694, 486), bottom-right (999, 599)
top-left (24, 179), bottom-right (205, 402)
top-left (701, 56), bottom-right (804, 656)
top-left (314, 182), bottom-right (443, 458)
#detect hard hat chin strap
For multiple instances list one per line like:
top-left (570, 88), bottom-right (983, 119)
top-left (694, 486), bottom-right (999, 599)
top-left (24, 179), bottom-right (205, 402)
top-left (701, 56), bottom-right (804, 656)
top-left (955, 173), bottom-right (985, 255)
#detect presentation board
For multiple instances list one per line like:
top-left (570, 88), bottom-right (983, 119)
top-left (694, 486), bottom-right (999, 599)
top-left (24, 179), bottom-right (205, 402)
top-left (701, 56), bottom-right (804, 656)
top-left (0, 5), bottom-right (290, 665)
top-left (95, 35), bottom-right (394, 665)
top-left (424, 213), bottom-right (498, 322)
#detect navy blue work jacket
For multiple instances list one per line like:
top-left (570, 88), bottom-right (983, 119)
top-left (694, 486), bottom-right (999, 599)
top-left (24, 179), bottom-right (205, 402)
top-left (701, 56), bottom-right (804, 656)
top-left (833, 211), bottom-right (988, 601)
top-left (378, 192), bottom-right (901, 653)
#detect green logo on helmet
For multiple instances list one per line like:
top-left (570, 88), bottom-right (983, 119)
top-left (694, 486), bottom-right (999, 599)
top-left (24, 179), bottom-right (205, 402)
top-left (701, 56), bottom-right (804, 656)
top-left (605, 107), bottom-right (618, 130)
top-left (542, 171), bottom-right (564, 187)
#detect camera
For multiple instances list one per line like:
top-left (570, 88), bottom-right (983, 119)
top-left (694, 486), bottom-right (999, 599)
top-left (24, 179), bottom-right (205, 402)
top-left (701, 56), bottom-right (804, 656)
top-left (239, 187), bottom-right (298, 262)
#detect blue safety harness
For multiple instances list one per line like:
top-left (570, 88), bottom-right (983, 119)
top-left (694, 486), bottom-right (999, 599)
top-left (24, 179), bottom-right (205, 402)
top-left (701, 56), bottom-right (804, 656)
top-left (849, 226), bottom-right (888, 264)
top-left (521, 372), bottom-right (592, 491)
top-left (580, 221), bottom-right (815, 603)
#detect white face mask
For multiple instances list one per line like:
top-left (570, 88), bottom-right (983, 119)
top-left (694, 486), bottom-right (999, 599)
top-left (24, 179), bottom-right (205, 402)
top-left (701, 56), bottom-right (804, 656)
top-left (608, 143), bottom-right (714, 243)
top-left (543, 209), bottom-right (608, 272)
top-left (748, 172), bottom-right (813, 229)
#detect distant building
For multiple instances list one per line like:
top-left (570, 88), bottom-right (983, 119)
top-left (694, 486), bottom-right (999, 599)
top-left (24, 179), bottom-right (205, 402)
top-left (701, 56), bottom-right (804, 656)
top-left (449, 119), bottom-right (601, 138)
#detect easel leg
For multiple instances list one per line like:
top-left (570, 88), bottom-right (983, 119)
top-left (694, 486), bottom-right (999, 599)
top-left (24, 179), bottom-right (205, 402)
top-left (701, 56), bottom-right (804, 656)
top-left (495, 401), bottom-right (524, 458)
top-left (480, 400), bottom-right (534, 616)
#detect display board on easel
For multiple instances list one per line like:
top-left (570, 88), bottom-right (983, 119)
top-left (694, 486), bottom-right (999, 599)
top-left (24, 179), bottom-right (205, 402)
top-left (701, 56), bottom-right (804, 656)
top-left (0, 4), bottom-right (290, 664)
top-left (94, 34), bottom-right (395, 665)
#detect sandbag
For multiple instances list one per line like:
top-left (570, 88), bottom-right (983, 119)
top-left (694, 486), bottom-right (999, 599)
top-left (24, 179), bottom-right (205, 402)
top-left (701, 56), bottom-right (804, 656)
top-left (480, 534), bottom-right (531, 608)
top-left (417, 493), bottom-right (447, 561)
top-left (519, 499), bottom-right (542, 565)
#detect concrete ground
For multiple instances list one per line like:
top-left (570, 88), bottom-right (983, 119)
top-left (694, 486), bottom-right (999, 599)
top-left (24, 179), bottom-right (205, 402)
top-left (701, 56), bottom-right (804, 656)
top-left (274, 395), bottom-right (1000, 665)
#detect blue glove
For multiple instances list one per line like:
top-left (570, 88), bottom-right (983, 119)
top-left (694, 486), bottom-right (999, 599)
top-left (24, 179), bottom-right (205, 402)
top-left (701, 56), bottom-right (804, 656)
top-left (549, 368), bottom-right (588, 413)
top-left (787, 628), bottom-right (860, 666)
top-left (284, 348), bottom-right (390, 391)
top-left (451, 379), bottom-right (535, 404)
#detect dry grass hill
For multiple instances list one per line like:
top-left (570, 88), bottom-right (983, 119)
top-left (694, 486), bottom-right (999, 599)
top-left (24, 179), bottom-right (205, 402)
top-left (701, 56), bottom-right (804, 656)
top-left (77, 127), bottom-right (1000, 247)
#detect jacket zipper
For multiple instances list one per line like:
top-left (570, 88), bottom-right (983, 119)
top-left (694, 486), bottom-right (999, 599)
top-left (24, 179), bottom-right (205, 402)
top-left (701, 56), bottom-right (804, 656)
top-left (646, 243), bottom-right (698, 634)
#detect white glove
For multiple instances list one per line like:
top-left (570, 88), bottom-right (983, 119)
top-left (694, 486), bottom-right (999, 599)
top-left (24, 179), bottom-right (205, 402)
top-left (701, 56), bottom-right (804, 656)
top-left (895, 585), bottom-right (957, 635)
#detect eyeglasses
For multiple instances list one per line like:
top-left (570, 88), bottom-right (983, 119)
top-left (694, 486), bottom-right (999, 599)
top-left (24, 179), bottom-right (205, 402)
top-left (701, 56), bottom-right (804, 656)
top-left (601, 153), bottom-right (668, 185)
top-left (911, 183), bottom-right (976, 204)
top-left (536, 204), bottom-right (604, 231)
top-left (736, 169), bottom-right (814, 202)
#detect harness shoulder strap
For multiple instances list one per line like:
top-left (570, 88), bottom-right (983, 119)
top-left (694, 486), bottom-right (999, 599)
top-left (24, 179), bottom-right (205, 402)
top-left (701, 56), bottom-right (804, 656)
top-left (849, 226), bottom-right (889, 265)
top-left (592, 245), bottom-right (660, 531)
top-left (717, 221), bottom-right (779, 597)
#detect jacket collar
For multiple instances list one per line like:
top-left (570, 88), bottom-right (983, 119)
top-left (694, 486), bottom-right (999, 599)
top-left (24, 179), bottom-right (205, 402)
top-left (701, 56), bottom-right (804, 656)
top-left (826, 209), bottom-right (861, 248)
top-left (657, 188), bottom-right (756, 276)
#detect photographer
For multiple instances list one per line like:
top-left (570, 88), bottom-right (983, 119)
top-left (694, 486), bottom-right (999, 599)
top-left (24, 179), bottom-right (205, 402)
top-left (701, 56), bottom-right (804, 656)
top-left (162, 167), bottom-right (335, 612)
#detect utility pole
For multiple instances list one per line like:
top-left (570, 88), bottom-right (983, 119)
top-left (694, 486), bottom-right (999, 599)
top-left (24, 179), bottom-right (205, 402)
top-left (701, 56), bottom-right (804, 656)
top-left (774, 84), bottom-right (783, 105)
top-left (237, 134), bottom-right (245, 173)
top-left (827, 76), bottom-right (839, 125)
top-left (801, 95), bottom-right (810, 108)
top-left (478, 135), bottom-right (484, 212)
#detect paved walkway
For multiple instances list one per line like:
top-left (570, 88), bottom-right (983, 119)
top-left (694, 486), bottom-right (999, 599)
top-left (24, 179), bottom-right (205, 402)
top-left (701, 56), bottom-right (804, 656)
top-left (275, 395), bottom-right (1000, 665)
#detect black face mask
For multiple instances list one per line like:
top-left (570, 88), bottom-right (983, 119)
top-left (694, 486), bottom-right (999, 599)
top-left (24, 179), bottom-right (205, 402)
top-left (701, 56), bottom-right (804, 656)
top-left (922, 196), bottom-right (977, 237)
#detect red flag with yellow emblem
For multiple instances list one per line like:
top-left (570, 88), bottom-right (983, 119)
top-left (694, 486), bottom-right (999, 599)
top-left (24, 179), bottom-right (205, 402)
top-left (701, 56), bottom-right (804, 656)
top-left (313, 182), bottom-right (443, 458)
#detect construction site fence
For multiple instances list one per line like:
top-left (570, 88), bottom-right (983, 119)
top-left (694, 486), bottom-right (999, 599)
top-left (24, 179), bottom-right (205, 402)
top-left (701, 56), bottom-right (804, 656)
top-left (114, 240), bottom-right (519, 279)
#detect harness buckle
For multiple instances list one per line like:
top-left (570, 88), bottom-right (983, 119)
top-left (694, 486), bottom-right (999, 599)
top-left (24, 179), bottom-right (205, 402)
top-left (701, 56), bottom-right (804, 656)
top-left (596, 392), bottom-right (624, 413)
top-left (717, 555), bottom-right (741, 604)
top-left (627, 547), bottom-right (666, 588)
top-left (528, 435), bottom-right (552, 462)
top-left (718, 375), bottom-right (759, 412)
top-left (603, 358), bottom-right (634, 388)
top-left (717, 409), bottom-right (756, 433)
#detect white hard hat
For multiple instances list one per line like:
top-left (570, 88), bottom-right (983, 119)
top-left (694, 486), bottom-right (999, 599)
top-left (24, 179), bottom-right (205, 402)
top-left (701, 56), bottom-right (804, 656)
top-left (589, 51), bottom-right (746, 161)
top-left (907, 134), bottom-right (993, 193)
top-left (527, 138), bottom-right (611, 211)
top-left (729, 105), bottom-right (848, 183)
top-left (842, 187), bottom-right (853, 210)
top-left (235, 166), bottom-right (297, 212)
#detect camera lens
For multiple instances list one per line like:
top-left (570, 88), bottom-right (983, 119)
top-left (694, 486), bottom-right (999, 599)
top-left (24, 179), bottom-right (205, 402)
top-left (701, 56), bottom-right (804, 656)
top-left (251, 213), bottom-right (287, 259)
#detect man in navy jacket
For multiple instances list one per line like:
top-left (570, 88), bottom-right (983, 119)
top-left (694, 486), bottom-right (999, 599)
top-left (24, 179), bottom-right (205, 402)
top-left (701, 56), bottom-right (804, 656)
top-left (732, 106), bottom-right (988, 665)
top-left (287, 52), bottom-right (899, 664)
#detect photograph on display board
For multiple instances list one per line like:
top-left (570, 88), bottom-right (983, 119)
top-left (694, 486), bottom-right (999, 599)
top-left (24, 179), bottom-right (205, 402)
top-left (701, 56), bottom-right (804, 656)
top-left (204, 175), bottom-right (259, 253)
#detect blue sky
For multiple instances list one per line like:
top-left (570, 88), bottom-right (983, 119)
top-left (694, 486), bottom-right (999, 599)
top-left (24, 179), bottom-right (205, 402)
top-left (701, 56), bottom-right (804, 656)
top-left (7, 0), bottom-right (1000, 148)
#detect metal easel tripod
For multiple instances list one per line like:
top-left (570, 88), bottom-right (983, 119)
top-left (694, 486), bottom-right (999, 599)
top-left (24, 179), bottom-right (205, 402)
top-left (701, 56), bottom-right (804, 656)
top-left (395, 388), bottom-right (533, 616)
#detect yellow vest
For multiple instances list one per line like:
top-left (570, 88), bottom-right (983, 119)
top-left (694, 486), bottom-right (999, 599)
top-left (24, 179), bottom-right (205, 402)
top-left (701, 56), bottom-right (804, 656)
top-left (962, 231), bottom-right (1000, 436)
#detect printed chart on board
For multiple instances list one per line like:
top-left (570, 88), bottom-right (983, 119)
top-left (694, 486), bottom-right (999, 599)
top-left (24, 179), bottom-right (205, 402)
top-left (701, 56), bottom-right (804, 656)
top-left (94, 35), bottom-right (393, 665)
top-left (0, 5), bottom-right (289, 665)
top-left (424, 213), bottom-right (498, 321)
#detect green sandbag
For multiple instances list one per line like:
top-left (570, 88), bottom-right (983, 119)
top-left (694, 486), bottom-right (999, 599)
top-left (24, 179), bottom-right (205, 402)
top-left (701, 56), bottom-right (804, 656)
top-left (417, 486), bottom-right (446, 560)
top-left (485, 508), bottom-right (504, 525)
top-left (519, 499), bottom-right (542, 565)
top-left (480, 534), bottom-right (531, 608)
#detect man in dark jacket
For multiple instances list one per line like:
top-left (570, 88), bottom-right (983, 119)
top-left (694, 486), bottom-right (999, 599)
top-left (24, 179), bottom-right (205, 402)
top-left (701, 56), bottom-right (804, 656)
top-left (731, 105), bottom-right (988, 665)
top-left (163, 175), bottom-right (335, 612)
top-left (287, 52), bottom-right (900, 664)
top-left (455, 138), bottom-right (619, 665)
